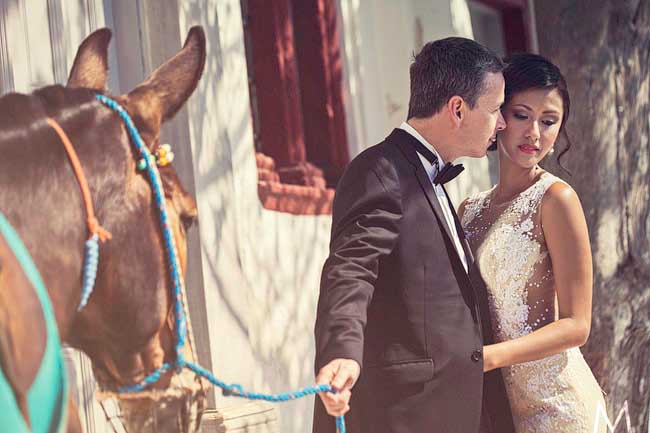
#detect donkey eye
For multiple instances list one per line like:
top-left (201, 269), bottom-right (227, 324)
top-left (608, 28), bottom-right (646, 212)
top-left (181, 212), bottom-right (197, 231)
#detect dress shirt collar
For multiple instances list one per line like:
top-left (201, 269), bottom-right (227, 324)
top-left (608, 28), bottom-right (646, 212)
top-left (399, 121), bottom-right (446, 166)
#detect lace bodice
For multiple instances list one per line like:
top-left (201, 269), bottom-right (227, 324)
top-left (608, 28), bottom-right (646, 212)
top-left (461, 172), bottom-right (566, 342)
top-left (463, 172), bottom-right (606, 433)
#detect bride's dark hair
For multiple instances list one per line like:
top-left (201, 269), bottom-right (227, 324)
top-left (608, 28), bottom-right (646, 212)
top-left (499, 53), bottom-right (572, 173)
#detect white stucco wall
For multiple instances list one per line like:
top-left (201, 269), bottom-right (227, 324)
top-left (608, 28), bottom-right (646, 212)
top-left (176, 1), bottom-right (499, 431)
top-left (179, 2), bottom-right (331, 432)
top-left (339, 0), bottom-right (494, 204)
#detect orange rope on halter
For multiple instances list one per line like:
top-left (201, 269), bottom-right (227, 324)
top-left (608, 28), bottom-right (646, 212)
top-left (46, 118), bottom-right (112, 242)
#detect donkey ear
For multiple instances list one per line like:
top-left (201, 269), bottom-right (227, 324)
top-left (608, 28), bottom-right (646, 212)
top-left (127, 26), bottom-right (206, 123)
top-left (67, 28), bottom-right (112, 90)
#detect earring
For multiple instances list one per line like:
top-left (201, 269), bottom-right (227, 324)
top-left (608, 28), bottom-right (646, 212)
top-left (548, 147), bottom-right (555, 155)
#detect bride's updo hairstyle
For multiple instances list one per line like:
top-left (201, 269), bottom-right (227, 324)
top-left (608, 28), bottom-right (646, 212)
top-left (501, 53), bottom-right (572, 172)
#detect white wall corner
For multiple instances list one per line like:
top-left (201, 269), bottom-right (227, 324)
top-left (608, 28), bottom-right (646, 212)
top-left (450, 0), bottom-right (475, 39)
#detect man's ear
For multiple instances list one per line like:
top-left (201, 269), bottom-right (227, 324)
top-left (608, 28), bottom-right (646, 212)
top-left (447, 96), bottom-right (465, 127)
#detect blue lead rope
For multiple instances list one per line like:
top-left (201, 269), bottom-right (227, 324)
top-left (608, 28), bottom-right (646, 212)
top-left (95, 94), bottom-right (346, 432)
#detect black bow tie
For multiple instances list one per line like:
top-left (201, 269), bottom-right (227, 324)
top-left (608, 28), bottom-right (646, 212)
top-left (434, 162), bottom-right (465, 185)
top-left (411, 140), bottom-right (465, 185)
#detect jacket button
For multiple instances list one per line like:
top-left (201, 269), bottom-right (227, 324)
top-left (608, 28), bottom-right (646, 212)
top-left (471, 350), bottom-right (482, 362)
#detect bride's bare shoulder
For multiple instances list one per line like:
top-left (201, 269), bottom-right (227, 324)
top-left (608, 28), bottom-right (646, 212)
top-left (540, 179), bottom-right (585, 227)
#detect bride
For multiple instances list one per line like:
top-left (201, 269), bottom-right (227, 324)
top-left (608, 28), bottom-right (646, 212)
top-left (459, 53), bottom-right (606, 433)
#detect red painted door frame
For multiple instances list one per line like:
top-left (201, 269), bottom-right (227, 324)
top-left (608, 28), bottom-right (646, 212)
top-left (292, 0), bottom-right (350, 186)
top-left (473, 0), bottom-right (533, 54)
top-left (243, 0), bottom-right (349, 188)
top-left (244, 0), bottom-right (306, 168)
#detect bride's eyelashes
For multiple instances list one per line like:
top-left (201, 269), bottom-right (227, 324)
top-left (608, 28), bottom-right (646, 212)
top-left (512, 112), bottom-right (559, 127)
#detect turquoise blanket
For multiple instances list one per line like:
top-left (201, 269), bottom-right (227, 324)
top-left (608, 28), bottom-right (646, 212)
top-left (0, 212), bottom-right (68, 433)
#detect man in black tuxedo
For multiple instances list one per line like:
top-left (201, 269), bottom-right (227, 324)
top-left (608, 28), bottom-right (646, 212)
top-left (313, 38), bottom-right (516, 433)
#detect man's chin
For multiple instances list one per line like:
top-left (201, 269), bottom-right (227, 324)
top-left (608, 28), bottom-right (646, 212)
top-left (467, 148), bottom-right (489, 159)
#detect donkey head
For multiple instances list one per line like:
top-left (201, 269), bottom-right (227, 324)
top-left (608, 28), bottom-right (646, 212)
top-left (63, 27), bottom-right (205, 390)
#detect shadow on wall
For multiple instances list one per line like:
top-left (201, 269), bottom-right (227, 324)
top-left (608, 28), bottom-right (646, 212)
top-left (180, 1), bottom-right (332, 432)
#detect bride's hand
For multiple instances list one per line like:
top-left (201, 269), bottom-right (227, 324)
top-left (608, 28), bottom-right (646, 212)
top-left (482, 345), bottom-right (498, 372)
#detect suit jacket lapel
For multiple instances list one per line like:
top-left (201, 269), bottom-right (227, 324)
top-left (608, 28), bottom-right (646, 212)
top-left (391, 130), bottom-right (458, 247)
top-left (440, 185), bottom-right (486, 328)
top-left (391, 129), bottom-right (482, 320)
top-left (441, 186), bottom-right (476, 268)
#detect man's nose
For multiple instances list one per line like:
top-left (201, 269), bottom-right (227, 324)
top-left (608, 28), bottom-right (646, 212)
top-left (496, 111), bottom-right (506, 131)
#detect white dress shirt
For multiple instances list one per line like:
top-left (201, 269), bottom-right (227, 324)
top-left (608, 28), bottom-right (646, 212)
top-left (399, 122), bottom-right (468, 273)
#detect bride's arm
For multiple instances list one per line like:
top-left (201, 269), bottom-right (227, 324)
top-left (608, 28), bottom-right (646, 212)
top-left (483, 182), bottom-right (593, 372)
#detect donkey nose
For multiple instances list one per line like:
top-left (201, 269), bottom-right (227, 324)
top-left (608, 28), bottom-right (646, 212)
top-left (124, 354), bottom-right (145, 383)
top-left (103, 352), bottom-right (145, 386)
top-left (142, 336), bottom-right (166, 372)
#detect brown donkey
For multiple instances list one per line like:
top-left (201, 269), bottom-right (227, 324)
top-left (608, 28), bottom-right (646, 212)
top-left (0, 26), bottom-right (206, 431)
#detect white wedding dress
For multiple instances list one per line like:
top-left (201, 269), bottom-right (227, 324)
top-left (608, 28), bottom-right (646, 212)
top-left (461, 172), bottom-right (606, 433)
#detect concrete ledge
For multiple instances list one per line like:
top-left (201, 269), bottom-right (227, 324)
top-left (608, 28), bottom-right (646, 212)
top-left (199, 403), bottom-right (279, 433)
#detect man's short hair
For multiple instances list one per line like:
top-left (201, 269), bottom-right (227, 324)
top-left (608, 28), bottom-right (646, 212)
top-left (407, 37), bottom-right (505, 119)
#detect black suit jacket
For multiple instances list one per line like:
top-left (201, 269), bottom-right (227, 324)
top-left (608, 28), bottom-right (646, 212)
top-left (313, 129), bottom-right (515, 433)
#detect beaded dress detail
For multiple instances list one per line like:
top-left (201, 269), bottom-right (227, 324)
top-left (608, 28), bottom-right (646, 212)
top-left (462, 172), bottom-right (606, 433)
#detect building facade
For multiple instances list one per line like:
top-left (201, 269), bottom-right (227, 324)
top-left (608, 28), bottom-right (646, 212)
top-left (0, 0), bottom-right (536, 431)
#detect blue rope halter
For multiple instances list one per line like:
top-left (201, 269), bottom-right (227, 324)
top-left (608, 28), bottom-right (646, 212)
top-left (78, 233), bottom-right (100, 310)
top-left (94, 94), bottom-right (346, 432)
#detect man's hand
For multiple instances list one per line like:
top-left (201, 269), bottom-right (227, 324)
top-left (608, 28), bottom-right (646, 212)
top-left (315, 358), bottom-right (361, 416)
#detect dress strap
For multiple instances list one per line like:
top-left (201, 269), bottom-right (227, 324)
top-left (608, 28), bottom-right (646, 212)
top-left (510, 172), bottom-right (568, 216)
